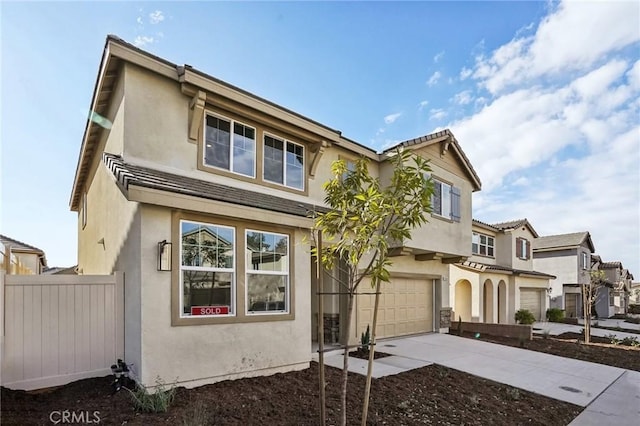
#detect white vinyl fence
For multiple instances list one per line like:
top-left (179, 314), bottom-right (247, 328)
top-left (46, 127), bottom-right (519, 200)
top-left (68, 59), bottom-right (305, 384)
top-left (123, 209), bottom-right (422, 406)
top-left (1, 272), bottom-right (123, 390)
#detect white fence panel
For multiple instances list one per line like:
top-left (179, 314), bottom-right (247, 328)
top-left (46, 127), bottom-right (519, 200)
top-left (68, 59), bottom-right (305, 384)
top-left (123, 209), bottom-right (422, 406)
top-left (1, 273), bottom-right (123, 390)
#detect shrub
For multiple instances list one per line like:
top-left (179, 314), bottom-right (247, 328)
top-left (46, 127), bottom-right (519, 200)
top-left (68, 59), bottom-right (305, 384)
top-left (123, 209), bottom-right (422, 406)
top-left (127, 377), bottom-right (176, 413)
top-left (628, 304), bottom-right (640, 315)
top-left (515, 309), bottom-right (536, 325)
top-left (606, 333), bottom-right (620, 345)
top-left (546, 308), bottom-right (565, 322)
top-left (621, 336), bottom-right (639, 347)
top-left (360, 324), bottom-right (371, 352)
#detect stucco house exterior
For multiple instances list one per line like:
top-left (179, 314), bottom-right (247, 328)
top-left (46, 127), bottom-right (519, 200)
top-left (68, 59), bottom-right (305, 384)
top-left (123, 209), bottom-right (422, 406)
top-left (590, 258), bottom-right (633, 317)
top-left (449, 219), bottom-right (555, 323)
top-left (532, 231), bottom-right (595, 318)
top-left (0, 234), bottom-right (47, 275)
top-left (70, 35), bottom-right (482, 388)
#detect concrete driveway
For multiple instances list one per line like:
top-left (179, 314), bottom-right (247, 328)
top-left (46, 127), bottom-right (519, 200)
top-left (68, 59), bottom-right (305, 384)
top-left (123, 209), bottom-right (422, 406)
top-left (321, 333), bottom-right (639, 425)
top-left (533, 321), bottom-right (640, 340)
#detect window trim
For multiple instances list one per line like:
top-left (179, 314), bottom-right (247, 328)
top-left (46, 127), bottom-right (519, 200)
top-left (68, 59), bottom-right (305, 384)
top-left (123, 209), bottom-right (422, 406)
top-left (472, 232), bottom-right (495, 257)
top-left (430, 176), bottom-right (461, 222)
top-left (581, 252), bottom-right (589, 270)
top-left (203, 112), bottom-right (257, 178)
top-left (245, 229), bottom-right (290, 315)
top-left (171, 212), bottom-right (296, 326)
top-left (179, 220), bottom-right (237, 319)
top-left (262, 132), bottom-right (306, 191)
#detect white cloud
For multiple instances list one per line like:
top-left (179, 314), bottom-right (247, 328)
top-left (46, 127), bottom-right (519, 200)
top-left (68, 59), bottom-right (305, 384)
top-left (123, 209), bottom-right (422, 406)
top-left (429, 108), bottom-right (447, 121)
top-left (384, 112), bottom-right (402, 124)
top-left (452, 90), bottom-right (473, 105)
top-left (418, 100), bottom-right (429, 111)
top-left (426, 71), bottom-right (441, 87)
top-left (469, 1), bottom-right (639, 94)
top-left (136, 16), bottom-right (143, 25)
top-left (134, 36), bottom-right (154, 47)
top-left (149, 10), bottom-right (165, 24)
top-left (450, 0), bottom-right (640, 274)
top-left (459, 67), bottom-right (472, 80)
top-left (433, 51), bottom-right (445, 63)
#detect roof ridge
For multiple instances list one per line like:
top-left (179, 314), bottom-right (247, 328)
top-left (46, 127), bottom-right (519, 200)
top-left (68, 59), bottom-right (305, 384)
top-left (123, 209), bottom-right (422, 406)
top-left (0, 234), bottom-right (44, 253)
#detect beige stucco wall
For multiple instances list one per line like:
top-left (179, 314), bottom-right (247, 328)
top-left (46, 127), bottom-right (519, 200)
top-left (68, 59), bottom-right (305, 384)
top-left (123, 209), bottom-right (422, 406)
top-left (137, 204), bottom-right (311, 388)
top-left (533, 250), bottom-right (579, 304)
top-left (509, 226), bottom-right (536, 270)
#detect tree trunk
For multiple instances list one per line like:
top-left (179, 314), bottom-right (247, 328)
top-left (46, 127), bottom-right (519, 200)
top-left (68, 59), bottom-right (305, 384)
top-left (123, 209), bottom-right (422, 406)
top-left (361, 278), bottom-right (381, 426)
top-left (340, 291), bottom-right (356, 426)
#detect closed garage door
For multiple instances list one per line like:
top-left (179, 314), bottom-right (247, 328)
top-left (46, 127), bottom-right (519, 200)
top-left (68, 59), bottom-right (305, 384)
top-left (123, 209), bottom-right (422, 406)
top-left (357, 278), bottom-right (433, 339)
top-left (520, 289), bottom-right (543, 320)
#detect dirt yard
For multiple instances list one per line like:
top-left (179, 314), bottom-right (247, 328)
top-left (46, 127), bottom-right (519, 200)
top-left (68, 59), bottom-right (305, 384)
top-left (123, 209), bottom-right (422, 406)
top-left (5, 333), bottom-right (636, 425)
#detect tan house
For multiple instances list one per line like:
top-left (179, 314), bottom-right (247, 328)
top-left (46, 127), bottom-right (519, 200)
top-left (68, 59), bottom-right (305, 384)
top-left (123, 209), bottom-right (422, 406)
top-left (0, 234), bottom-right (47, 275)
top-left (591, 258), bottom-right (634, 317)
top-left (450, 219), bottom-right (555, 323)
top-left (70, 35), bottom-right (481, 388)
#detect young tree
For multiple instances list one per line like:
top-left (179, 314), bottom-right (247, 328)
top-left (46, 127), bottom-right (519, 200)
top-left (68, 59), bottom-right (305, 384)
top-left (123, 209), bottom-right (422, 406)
top-left (583, 270), bottom-right (605, 343)
top-left (312, 148), bottom-right (434, 426)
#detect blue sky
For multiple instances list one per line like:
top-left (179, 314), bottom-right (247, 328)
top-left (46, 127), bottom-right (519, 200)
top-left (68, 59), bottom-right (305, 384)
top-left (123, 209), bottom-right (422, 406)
top-left (1, 1), bottom-right (639, 276)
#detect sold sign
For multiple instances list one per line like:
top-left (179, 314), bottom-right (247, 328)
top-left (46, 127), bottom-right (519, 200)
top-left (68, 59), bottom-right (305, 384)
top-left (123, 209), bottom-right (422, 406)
top-left (191, 306), bottom-right (229, 316)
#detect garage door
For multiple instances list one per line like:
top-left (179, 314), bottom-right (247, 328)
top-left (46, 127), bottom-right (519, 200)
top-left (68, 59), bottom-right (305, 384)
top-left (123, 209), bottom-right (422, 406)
top-left (520, 289), bottom-right (543, 320)
top-left (357, 278), bottom-right (433, 339)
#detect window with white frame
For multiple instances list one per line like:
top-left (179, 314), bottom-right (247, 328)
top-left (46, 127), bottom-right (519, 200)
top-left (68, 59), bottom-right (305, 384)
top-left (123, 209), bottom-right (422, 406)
top-left (263, 135), bottom-right (304, 190)
top-left (246, 230), bottom-right (289, 314)
top-left (516, 237), bottom-right (530, 260)
top-left (204, 114), bottom-right (256, 177)
top-left (431, 178), bottom-right (461, 222)
top-left (180, 220), bottom-right (235, 317)
top-left (581, 252), bottom-right (589, 270)
top-left (472, 232), bottom-right (494, 257)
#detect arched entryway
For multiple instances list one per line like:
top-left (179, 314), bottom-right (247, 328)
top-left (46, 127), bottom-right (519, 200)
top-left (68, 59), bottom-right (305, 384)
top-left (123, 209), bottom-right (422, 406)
top-left (498, 280), bottom-right (508, 324)
top-left (483, 279), bottom-right (494, 323)
top-left (454, 280), bottom-right (472, 322)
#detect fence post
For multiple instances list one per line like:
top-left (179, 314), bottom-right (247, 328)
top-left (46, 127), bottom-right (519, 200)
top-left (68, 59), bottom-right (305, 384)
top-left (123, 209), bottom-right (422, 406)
top-left (114, 271), bottom-right (125, 361)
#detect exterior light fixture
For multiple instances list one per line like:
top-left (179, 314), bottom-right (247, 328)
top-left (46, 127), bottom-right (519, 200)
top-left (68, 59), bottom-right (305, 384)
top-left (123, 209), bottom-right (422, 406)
top-left (157, 240), bottom-right (172, 271)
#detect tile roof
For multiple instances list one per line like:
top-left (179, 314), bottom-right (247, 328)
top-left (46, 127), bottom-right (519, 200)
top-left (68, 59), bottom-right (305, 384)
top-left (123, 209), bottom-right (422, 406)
top-left (600, 261), bottom-right (623, 269)
top-left (533, 231), bottom-right (593, 251)
top-left (491, 219), bottom-right (527, 230)
top-left (103, 153), bottom-right (325, 219)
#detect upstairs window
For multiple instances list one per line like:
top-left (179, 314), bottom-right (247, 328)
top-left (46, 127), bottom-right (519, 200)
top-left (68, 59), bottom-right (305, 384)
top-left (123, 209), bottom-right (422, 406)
top-left (204, 114), bottom-right (256, 177)
top-left (263, 135), bottom-right (304, 190)
top-left (516, 237), bottom-right (530, 260)
top-left (432, 178), bottom-right (461, 222)
top-left (581, 252), bottom-right (589, 270)
top-left (472, 232), bottom-right (494, 257)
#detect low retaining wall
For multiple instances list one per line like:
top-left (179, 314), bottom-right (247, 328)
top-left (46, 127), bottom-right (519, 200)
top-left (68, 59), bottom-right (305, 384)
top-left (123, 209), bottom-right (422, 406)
top-left (454, 322), bottom-right (532, 340)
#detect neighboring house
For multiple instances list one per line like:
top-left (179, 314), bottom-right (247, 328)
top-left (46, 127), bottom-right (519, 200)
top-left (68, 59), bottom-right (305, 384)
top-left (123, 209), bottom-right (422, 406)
top-left (591, 259), bottom-right (633, 317)
top-left (630, 282), bottom-right (640, 305)
top-left (43, 265), bottom-right (78, 275)
top-left (532, 231), bottom-right (595, 317)
top-left (70, 36), bottom-right (481, 388)
top-left (450, 219), bottom-right (555, 323)
top-left (0, 234), bottom-right (47, 275)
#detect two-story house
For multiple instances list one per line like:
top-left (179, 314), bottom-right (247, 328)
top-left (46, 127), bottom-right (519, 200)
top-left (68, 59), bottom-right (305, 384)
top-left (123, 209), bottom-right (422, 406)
top-left (449, 219), bottom-right (555, 323)
top-left (532, 231), bottom-right (595, 317)
top-left (591, 258), bottom-right (633, 317)
top-left (0, 234), bottom-right (47, 275)
top-left (70, 36), bottom-right (481, 388)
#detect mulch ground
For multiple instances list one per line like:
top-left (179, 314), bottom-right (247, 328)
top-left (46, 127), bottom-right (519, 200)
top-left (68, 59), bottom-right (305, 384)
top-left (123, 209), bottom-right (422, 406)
top-left (8, 331), bottom-right (633, 426)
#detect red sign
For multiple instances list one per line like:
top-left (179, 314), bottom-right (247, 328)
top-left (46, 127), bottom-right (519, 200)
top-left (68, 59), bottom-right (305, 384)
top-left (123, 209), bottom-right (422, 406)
top-left (191, 306), bottom-right (229, 316)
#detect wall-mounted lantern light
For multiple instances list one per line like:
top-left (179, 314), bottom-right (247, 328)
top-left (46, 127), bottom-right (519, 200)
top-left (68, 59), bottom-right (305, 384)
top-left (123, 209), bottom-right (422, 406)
top-left (157, 240), bottom-right (172, 271)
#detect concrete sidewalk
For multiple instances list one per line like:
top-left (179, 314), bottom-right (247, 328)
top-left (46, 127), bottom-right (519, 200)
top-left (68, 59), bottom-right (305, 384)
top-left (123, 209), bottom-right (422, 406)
top-left (320, 333), bottom-right (638, 424)
top-left (533, 321), bottom-right (640, 340)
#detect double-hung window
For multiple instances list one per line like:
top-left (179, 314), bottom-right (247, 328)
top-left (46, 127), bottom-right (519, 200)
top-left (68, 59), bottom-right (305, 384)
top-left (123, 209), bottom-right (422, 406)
top-left (472, 232), bottom-right (494, 257)
top-left (516, 237), bottom-right (530, 260)
top-left (204, 114), bottom-right (256, 177)
top-left (263, 135), bottom-right (304, 190)
top-left (180, 220), bottom-right (235, 317)
top-left (246, 230), bottom-right (289, 314)
top-left (431, 178), bottom-right (461, 222)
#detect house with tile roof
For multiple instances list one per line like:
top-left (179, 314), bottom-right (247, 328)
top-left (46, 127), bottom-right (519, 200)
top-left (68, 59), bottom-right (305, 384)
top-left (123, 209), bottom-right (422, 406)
top-left (69, 35), bottom-right (482, 388)
top-left (449, 219), bottom-right (555, 323)
top-left (0, 234), bottom-right (47, 275)
top-left (591, 258), bottom-right (634, 317)
top-left (532, 231), bottom-right (595, 317)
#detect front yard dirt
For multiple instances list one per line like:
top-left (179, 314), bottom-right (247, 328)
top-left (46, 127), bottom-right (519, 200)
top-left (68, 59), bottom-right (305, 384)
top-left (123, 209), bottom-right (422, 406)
top-left (6, 331), bottom-right (635, 425)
